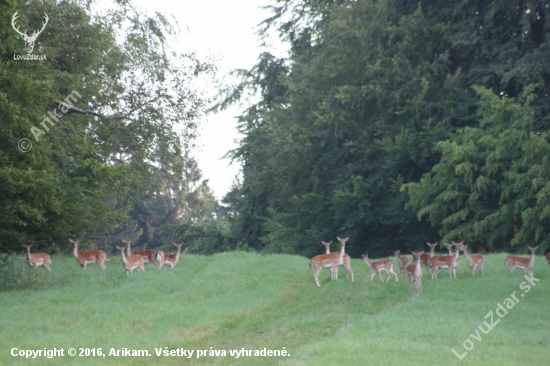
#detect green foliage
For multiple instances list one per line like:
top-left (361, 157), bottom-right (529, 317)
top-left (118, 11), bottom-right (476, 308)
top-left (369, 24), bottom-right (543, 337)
top-left (405, 85), bottom-right (550, 251)
top-left (0, 0), bottom-right (216, 252)
top-left (223, 0), bottom-right (550, 255)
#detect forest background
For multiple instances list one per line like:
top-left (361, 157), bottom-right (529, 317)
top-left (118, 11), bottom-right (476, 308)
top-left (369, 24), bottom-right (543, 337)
top-left (2, 0), bottom-right (550, 260)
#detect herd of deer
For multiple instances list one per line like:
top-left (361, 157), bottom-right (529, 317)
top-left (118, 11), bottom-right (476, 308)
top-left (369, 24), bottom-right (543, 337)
top-left (21, 239), bottom-right (184, 276)
top-left (310, 237), bottom-right (549, 292)
top-left (21, 237), bottom-right (549, 287)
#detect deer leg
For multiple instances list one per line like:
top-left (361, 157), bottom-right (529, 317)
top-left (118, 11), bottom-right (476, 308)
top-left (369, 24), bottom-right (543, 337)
top-left (314, 267), bottom-right (322, 287)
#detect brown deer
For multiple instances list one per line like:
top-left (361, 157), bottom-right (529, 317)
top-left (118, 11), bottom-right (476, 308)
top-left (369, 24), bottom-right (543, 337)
top-left (394, 250), bottom-right (409, 278)
top-left (22, 244), bottom-right (51, 272)
top-left (321, 240), bottom-right (353, 280)
top-left (505, 246), bottom-right (538, 276)
top-left (455, 242), bottom-right (483, 277)
top-left (116, 245), bottom-right (144, 276)
top-left (361, 253), bottom-right (398, 282)
top-left (162, 243), bottom-right (184, 269)
top-left (430, 244), bottom-right (461, 280)
top-left (406, 251), bottom-right (423, 293)
top-left (420, 242), bottom-right (437, 275)
top-left (310, 236), bottom-right (352, 287)
top-left (124, 239), bottom-right (165, 268)
top-left (69, 239), bottom-right (106, 270)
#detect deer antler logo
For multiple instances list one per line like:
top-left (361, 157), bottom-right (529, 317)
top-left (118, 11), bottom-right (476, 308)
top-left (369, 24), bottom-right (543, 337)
top-left (11, 11), bottom-right (49, 54)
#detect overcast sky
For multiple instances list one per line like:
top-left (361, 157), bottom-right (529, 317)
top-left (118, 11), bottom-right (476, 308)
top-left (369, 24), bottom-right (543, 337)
top-left (129, 0), bottom-right (280, 199)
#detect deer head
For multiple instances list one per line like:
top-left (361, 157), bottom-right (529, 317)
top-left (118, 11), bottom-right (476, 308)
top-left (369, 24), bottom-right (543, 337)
top-left (12, 11), bottom-right (49, 54)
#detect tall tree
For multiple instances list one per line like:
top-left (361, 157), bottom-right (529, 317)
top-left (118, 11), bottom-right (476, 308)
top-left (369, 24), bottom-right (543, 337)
top-left (0, 0), bottom-right (215, 251)
top-left (224, 0), bottom-right (550, 256)
top-left (404, 86), bottom-right (550, 252)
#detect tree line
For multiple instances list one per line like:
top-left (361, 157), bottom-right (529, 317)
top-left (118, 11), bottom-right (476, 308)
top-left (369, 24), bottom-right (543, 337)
top-left (3, 0), bottom-right (550, 259)
top-left (0, 0), bottom-right (220, 255)
top-left (220, 0), bottom-right (550, 257)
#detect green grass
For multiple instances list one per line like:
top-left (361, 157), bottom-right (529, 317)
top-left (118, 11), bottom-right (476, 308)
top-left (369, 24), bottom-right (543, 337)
top-left (1, 252), bottom-right (549, 365)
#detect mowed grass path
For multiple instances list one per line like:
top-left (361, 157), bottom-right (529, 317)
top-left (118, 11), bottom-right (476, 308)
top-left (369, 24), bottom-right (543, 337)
top-left (1, 251), bottom-right (549, 365)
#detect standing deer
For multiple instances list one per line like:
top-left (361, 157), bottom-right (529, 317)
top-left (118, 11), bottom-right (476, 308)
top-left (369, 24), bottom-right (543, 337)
top-left (420, 242), bottom-right (437, 275)
top-left (407, 251), bottom-right (423, 293)
top-left (161, 243), bottom-right (184, 269)
top-left (394, 250), bottom-right (409, 278)
top-left (22, 244), bottom-right (51, 272)
top-left (69, 239), bottom-right (106, 270)
top-left (321, 240), bottom-right (352, 280)
top-left (430, 244), bottom-right (461, 280)
top-left (310, 236), bottom-right (352, 287)
top-left (116, 245), bottom-right (144, 276)
top-left (505, 246), bottom-right (538, 276)
top-left (362, 253), bottom-right (398, 282)
top-left (124, 239), bottom-right (165, 268)
top-left (455, 242), bottom-right (483, 277)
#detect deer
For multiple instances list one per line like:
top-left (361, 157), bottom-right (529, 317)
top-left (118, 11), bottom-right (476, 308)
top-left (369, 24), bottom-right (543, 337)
top-left (406, 251), bottom-right (423, 293)
top-left (420, 242), bottom-right (437, 275)
top-left (22, 244), bottom-right (51, 272)
top-left (455, 242), bottom-right (483, 277)
top-left (394, 250), bottom-right (409, 278)
top-left (361, 253), bottom-right (398, 282)
top-left (69, 239), bottom-right (106, 270)
top-left (11, 11), bottom-right (49, 53)
top-left (321, 240), bottom-right (352, 280)
top-left (161, 243), bottom-right (184, 269)
top-left (546, 253), bottom-right (550, 267)
top-left (430, 243), bottom-right (461, 280)
top-left (310, 236), bottom-right (352, 287)
top-left (446, 242), bottom-right (461, 267)
top-left (505, 246), bottom-right (539, 276)
top-left (124, 239), bottom-right (165, 269)
top-left (116, 245), bottom-right (144, 276)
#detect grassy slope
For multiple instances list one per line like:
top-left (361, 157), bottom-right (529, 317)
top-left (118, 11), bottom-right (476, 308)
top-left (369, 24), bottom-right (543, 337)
top-left (0, 252), bottom-right (549, 365)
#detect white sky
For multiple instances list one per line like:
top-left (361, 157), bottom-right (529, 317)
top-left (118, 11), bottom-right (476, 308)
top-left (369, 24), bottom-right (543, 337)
top-left (129, 0), bottom-right (281, 200)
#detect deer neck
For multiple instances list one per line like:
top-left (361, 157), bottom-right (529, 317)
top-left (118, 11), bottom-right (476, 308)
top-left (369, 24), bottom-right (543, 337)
top-left (338, 243), bottom-right (345, 262)
top-left (127, 242), bottom-right (133, 256)
top-left (415, 256), bottom-right (421, 271)
top-left (73, 244), bottom-right (79, 259)
top-left (363, 257), bottom-right (374, 270)
top-left (428, 246), bottom-right (435, 257)
top-left (452, 249), bottom-right (460, 263)
top-left (172, 247), bottom-right (181, 264)
top-left (120, 249), bottom-right (129, 266)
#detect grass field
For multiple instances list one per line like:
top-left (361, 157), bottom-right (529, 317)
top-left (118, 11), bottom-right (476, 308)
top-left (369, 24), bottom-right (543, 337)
top-left (1, 251), bottom-right (549, 365)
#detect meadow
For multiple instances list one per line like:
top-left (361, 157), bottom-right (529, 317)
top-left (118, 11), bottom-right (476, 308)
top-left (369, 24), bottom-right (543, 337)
top-left (1, 251), bottom-right (549, 365)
